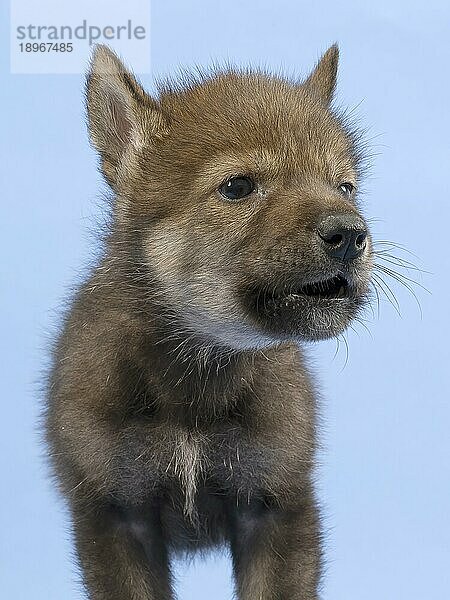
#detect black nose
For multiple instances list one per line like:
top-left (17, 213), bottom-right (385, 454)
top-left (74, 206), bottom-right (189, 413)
top-left (317, 214), bottom-right (368, 260)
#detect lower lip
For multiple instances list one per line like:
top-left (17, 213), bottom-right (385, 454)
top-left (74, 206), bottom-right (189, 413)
top-left (285, 288), bottom-right (348, 302)
top-left (268, 289), bottom-right (351, 306)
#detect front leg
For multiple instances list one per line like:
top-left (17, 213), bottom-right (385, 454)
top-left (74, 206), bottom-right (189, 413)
top-left (229, 491), bottom-right (322, 600)
top-left (72, 498), bottom-right (173, 600)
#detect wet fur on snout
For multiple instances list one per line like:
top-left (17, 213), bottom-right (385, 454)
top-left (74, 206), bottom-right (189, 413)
top-left (45, 44), bottom-right (372, 599)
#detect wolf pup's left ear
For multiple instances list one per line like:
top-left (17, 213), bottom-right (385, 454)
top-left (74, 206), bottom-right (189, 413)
top-left (86, 45), bottom-right (166, 189)
top-left (303, 44), bottom-right (339, 105)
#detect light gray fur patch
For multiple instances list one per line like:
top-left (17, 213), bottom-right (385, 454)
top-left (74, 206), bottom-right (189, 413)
top-left (168, 430), bottom-right (205, 521)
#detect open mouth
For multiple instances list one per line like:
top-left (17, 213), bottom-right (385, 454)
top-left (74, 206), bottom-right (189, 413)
top-left (267, 274), bottom-right (350, 303)
top-left (244, 272), bottom-right (365, 340)
top-left (243, 270), bottom-right (368, 341)
top-left (295, 274), bottom-right (349, 299)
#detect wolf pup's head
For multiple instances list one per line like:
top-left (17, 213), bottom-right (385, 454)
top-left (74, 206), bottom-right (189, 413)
top-left (87, 45), bottom-right (372, 349)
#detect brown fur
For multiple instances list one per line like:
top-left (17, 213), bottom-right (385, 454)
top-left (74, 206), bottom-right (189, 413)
top-left (45, 44), bottom-right (372, 599)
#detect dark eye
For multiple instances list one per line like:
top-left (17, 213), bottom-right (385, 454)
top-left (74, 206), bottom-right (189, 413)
top-left (218, 176), bottom-right (255, 201)
top-left (338, 182), bottom-right (355, 197)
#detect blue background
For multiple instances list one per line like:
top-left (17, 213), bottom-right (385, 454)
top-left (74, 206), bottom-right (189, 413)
top-left (1, 1), bottom-right (449, 598)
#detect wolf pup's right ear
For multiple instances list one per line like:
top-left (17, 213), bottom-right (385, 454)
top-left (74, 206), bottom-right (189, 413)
top-left (86, 45), bottom-right (166, 189)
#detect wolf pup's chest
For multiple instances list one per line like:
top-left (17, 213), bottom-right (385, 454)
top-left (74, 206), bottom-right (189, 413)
top-left (161, 426), bottom-right (271, 505)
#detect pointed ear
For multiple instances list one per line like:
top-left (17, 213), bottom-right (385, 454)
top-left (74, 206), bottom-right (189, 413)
top-left (86, 45), bottom-right (166, 188)
top-left (303, 44), bottom-right (339, 105)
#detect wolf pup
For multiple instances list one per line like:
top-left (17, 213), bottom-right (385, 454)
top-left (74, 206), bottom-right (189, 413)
top-left (46, 44), bottom-right (372, 599)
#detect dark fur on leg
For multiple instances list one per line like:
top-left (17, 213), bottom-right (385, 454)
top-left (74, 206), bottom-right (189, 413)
top-left (73, 499), bottom-right (173, 600)
top-left (229, 491), bottom-right (321, 599)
